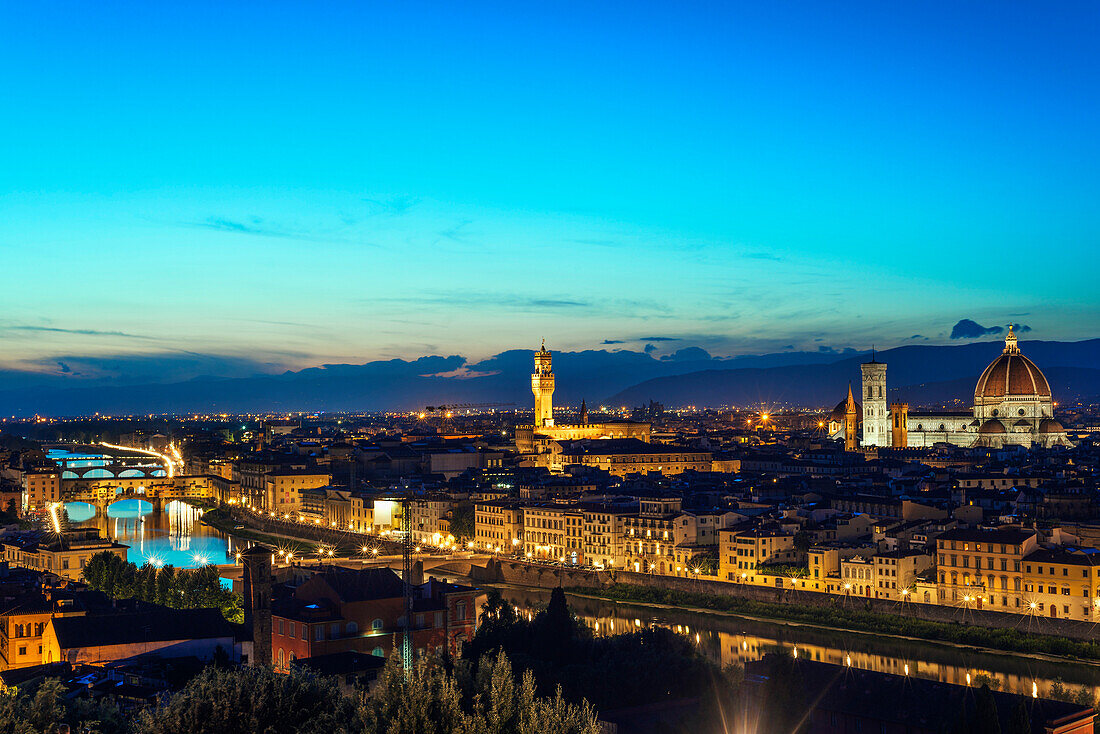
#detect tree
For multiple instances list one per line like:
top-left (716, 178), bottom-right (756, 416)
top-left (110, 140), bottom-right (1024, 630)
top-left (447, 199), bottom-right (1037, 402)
top-left (133, 666), bottom-right (355, 734)
top-left (0, 679), bottom-right (124, 734)
top-left (1005, 699), bottom-right (1032, 734)
top-left (449, 503), bottom-right (474, 541)
top-left (972, 685), bottom-right (1001, 734)
top-left (359, 651), bottom-right (600, 734)
top-left (759, 652), bottom-right (807, 734)
top-left (82, 552), bottom-right (243, 624)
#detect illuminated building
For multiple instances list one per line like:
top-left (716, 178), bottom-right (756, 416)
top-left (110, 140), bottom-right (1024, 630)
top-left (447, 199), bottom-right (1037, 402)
top-left (830, 327), bottom-right (1071, 449)
top-left (514, 343), bottom-right (651, 454)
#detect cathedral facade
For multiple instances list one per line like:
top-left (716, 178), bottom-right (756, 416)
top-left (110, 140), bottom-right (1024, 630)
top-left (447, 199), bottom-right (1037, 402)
top-left (830, 327), bottom-right (1070, 450)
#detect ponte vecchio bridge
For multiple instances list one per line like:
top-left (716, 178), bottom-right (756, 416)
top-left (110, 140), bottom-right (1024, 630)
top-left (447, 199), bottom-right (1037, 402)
top-left (48, 443), bottom-right (211, 514)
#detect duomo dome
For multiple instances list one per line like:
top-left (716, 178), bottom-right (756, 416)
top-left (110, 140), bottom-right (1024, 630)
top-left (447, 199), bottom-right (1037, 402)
top-left (970, 326), bottom-right (1067, 448)
top-left (974, 328), bottom-right (1051, 402)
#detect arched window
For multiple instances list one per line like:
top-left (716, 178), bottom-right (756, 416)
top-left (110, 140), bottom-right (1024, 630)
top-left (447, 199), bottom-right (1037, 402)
top-left (371, 618), bottom-right (384, 631)
top-left (372, 646), bottom-right (385, 657)
top-left (288, 652), bottom-right (296, 664)
top-left (346, 621), bottom-right (358, 635)
top-left (277, 649), bottom-right (284, 667)
top-left (939, 424), bottom-right (945, 432)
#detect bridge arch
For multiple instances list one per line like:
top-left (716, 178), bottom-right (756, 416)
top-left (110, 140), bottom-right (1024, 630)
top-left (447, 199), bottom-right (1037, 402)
top-left (106, 498), bottom-right (154, 516)
top-left (117, 468), bottom-right (147, 478)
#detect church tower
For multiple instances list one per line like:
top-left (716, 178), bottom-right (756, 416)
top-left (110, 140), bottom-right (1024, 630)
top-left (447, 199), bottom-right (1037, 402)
top-left (844, 383), bottom-right (859, 452)
top-left (531, 340), bottom-right (555, 428)
top-left (890, 402), bottom-right (909, 447)
top-left (860, 355), bottom-right (889, 447)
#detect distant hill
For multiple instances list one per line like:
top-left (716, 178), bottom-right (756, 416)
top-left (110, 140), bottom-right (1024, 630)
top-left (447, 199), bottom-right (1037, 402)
top-left (0, 347), bottom-right (862, 417)
top-left (604, 339), bottom-right (1100, 409)
top-left (1, 338), bottom-right (1097, 416)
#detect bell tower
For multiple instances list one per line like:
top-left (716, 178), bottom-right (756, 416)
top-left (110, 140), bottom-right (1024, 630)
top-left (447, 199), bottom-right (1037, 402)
top-left (844, 383), bottom-right (859, 452)
top-left (531, 340), bottom-right (555, 428)
top-left (860, 353), bottom-right (889, 447)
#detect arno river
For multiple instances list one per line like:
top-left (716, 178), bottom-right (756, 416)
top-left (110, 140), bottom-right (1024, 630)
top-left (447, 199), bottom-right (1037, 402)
top-left (64, 499), bottom-right (237, 569)
top-left (494, 584), bottom-right (1100, 702)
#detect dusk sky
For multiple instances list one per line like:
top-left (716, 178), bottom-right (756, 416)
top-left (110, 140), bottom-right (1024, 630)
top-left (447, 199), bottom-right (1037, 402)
top-left (3, 2), bottom-right (1098, 382)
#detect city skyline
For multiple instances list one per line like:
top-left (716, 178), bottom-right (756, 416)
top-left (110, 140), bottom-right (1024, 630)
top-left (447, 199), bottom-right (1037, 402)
top-left (3, 2), bottom-right (1099, 385)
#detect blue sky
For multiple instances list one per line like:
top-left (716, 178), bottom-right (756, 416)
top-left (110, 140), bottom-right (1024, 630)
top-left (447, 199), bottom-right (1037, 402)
top-left (1, 1), bottom-right (1098, 380)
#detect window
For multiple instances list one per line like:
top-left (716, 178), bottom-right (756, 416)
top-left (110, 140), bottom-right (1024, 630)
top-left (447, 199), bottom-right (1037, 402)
top-left (372, 618), bottom-right (384, 631)
top-left (277, 649), bottom-right (284, 667)
top-left (346, 621), bottom-right (358, 635)
top-left (372, 646), bottom-right (385, 657)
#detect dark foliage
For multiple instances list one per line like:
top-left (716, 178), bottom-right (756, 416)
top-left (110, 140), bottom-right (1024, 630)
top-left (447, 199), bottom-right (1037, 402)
top-left (82, 551), bottom-right (243, 623)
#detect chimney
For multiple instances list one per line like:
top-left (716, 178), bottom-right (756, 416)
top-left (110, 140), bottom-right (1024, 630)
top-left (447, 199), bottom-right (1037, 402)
top-left (240, 546), bottom-right (273, 667)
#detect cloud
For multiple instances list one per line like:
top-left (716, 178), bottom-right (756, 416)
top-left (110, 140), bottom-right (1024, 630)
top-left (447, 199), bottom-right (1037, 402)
top-left (196, 217), bottom-right (283, 237)
top-left (950, 319), bottom-right (1004, 339)
top-left (371, 293), bottom-right (594, 313)
top-left (639, 336), bottom-right (680, 342)
top-left (360, 195), bottom-right (418, 216)
top-left (601, 339), bottom-right (626, 345)
top-left (659, 347), bottom-right (712, 362)
top-left (56, 361), bottom-right (71, 373)
top-left (644, 343), bottom-right (657, 354)
top-left (419, 366), bottom-right (501, 380)
top-left (191, 216), bottom-right (379, 247)
top-left (909, 334), bottom-right (924, 339)
top-left (6, 326), bottom-right (155, 340)
top-left (1012, 323), bottom-right (1032, 332)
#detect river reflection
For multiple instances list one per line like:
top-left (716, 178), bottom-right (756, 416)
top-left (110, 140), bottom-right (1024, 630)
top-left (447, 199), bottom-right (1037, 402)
top-left (496, 585), bottom-right (1100, 702)
top-left (63, 500), bottom-right (236, 569)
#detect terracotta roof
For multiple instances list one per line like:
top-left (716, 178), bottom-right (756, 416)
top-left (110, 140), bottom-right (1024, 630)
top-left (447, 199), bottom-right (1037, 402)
top-left (978, 419), bottom-right (1006, 434)
top-left (1039, 419), bottom-right (1065, 434)
top-left (974, 350), bottom-right (1051, 400)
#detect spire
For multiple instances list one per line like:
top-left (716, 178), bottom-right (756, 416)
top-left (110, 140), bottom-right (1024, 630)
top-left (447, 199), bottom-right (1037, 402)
top-left (1004, 324), bottom-right (1019, 354)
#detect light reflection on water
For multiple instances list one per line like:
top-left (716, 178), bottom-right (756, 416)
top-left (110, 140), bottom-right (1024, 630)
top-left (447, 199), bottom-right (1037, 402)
top-left (496, 585), bottom-right (1100, 703)
top-left (64, 499), bottom-right (236, 569)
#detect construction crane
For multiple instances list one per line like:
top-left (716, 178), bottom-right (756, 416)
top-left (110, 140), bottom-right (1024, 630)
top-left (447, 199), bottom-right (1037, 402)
top-left (419, 402), bottom-right (515, 432)
top-left (422, 402), bottom-right (515, 415)
top-left (401, 493), bottom-right (413, 672)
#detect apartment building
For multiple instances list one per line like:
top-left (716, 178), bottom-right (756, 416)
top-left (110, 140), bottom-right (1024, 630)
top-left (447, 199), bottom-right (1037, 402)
top-left (719, 526), bottom-right (798, 584)
top-left (581, 504), bottom-right (632, 569)
top-left (408, 497), bottom-right (454, 545)
top-left (21, 467), bottom-right (59, 513)
top-left (935, 527), bottom-right (1038, 610)
top-left (522, 503), bottom-right (584, 564)
top-left (873, 549), bottom-right (933, 601)
top-left (474, 500), bottom-right (524, 553)
top-left (264, 469), bottom-right (331, 515)
top-left (622, 498), bottom-right (683, 574)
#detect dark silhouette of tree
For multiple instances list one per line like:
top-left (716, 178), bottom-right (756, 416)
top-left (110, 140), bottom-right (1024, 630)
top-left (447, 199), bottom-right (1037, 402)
top-left (759, 652), bottom-right (808, 734)
top-left (82, 551), bottom-right (241, 623)
top-left (360, 650), bottom-right (600, 734)
top-left (0, 678), bottom-right (124, 734)
top-left (1006, 699), bottom-right (1032, 734)
top-left (973, 685), bottom-right (1002, 734)
top-left (133, 666), bottom-right (354, 734)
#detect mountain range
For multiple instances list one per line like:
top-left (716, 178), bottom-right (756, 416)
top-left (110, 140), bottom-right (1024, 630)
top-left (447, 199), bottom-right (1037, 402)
top-left (2, 338), bottom-right (1098, 417)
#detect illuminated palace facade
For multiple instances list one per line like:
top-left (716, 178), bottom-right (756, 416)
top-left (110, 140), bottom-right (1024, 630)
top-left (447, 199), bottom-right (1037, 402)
top-left (830, 327), bottom-right (1071, 450)
top-left (514, 342), bottom-right (650, 455)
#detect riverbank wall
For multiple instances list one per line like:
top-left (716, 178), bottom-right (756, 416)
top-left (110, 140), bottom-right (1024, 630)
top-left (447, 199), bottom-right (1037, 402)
top-left (483, 559), bottom-right (1100, 643)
